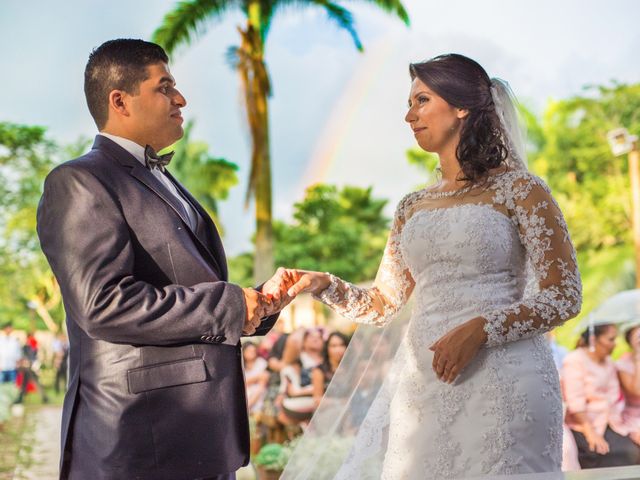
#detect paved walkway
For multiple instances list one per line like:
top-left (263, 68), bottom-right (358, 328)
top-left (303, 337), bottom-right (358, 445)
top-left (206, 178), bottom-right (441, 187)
top-left (13, 405), bottom-right (61, 480)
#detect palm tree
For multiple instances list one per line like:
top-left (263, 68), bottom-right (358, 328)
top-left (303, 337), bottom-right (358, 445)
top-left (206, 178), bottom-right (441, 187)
top-left (153, 0), bottom-right (410, 283)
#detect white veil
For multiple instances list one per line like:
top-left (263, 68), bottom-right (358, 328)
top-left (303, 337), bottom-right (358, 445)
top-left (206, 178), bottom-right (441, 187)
top-left (281, 78), bottom-right (530, 480)
top-left (490, 78), bottom-right (528, 172)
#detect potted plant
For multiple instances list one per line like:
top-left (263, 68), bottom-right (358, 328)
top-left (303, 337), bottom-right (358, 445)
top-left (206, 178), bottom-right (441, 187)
top-left (254, 441), bottom-right (293, 480)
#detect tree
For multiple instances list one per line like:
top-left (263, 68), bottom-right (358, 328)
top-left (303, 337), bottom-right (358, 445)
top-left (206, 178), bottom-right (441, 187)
top-left (153, 0), bottom-right (410, 283)
top-left (525, 82), bottom-right (640, 346)
top-left (229, 184), bottom-right (390, 285)
top-left (168, 120), bottom-right (239, 231)
top-left (405, 147), bottom-right (439, 190)
top-left (0, 122), bottom-right (75, 332)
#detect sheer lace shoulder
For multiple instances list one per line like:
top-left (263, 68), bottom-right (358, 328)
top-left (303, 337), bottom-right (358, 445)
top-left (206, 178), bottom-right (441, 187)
top-left (482, 170), bottom-right (582, 346)
top-left (316, 192), bottom-right (417, 326)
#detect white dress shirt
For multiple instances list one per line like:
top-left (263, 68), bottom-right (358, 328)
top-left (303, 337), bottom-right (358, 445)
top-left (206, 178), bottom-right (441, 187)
top-left (99, 132), bottom-right (198, 230)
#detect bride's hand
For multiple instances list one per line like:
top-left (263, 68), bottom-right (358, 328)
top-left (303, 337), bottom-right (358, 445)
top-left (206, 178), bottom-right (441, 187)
top-left (261, 267), bottom-right (298, 314)
top-left (284, 269), bottom-right (332, 297)
top-left (429, 317), bottom-right (488, 384)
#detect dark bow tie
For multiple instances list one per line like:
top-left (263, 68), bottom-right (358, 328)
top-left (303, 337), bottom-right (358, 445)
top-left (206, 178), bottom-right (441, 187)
top-left (144, 145), bottom-right (174, 171)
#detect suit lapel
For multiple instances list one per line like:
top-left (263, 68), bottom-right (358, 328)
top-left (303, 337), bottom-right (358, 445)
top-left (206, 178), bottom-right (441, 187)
top-left (92, 136), bottom-right (227, 279)
top-left (129, 163), bottom-right (193, 228)
top-left (163, 171), bottom-right (229, 281)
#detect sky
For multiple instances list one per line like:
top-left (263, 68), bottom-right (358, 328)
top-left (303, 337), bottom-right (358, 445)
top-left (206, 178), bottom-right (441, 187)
top-left (2, 0), bottom-right (640, 255)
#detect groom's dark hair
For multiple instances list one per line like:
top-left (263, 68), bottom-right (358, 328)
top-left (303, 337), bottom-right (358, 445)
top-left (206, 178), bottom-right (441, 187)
top-left (84, 39), bottom-right (169, 129)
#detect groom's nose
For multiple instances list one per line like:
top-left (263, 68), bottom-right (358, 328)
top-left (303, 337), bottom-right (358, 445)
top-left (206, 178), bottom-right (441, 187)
top-left (172, 89), bottom-right (187, 108)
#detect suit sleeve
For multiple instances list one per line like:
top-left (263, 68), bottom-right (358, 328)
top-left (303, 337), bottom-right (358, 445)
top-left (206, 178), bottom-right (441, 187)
top-left (36, 165), bottom-right (245, 346)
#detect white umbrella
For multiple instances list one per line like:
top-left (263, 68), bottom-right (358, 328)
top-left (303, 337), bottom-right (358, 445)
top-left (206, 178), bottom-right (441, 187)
top-left (575, 289), bottom-right (640, 339)
top-left (589, 289), bottom-right (640, 326)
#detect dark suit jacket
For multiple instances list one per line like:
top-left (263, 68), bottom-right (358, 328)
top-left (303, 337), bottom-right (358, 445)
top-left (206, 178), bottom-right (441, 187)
top-left (36, 135), bottom-right (277, 480)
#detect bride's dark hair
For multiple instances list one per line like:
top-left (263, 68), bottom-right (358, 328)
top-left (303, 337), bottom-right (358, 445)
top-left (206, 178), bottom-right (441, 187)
top-left (409, 53), bottom-right (509, 184)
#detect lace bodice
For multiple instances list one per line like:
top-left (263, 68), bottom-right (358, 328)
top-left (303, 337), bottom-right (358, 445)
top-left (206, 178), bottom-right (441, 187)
top-left (318, 170), bottom-right (582, 347)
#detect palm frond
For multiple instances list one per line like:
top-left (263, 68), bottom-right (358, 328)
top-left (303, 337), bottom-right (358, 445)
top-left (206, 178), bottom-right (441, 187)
top-left (313, 0), bottom-right (363, 51)
top-left (351, 0), bottom-right (410, 26)
top-left (152, 0), bottom-right (238, 56)
top-left (267, 0), bottom-right (363, 51)
top-left (259, 0), bottom-right (277, 39)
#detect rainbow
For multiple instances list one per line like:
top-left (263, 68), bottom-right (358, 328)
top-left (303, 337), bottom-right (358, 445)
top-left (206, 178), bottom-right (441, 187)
top-left (298, 37), bottom-right (399, 192)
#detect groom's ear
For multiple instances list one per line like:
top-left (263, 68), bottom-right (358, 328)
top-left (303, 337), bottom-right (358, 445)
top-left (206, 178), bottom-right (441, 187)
top-left (108, 90), bottom-right (131, 118)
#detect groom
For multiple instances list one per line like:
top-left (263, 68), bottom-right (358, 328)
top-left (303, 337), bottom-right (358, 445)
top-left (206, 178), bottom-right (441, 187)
top-left (37, 39), bottom-right (288, 480)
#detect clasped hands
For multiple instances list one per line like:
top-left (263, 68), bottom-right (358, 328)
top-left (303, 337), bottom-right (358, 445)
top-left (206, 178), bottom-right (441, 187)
top-left (241, 268), bottom-right (328, 335)
top-left (242, 267), bottom-right (488, 385)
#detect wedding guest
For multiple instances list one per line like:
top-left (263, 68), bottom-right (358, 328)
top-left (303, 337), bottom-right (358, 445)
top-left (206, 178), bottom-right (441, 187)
top-left (617, 323), bottom-right (640, 443)
top-left (300, 328), bottom-right (324, 369)
top-left (279, 358), bottom-right (316, 425)
top-left (312, 332), bottom-right (349, 407)
top-left (243, 342), bottom-right (269, 414)
top-left (0, 323), bottom-right (22, 384)
top-left (15, 355), bottom-right (49, 404)
top-left (563, 324), bottom-right (640, 468)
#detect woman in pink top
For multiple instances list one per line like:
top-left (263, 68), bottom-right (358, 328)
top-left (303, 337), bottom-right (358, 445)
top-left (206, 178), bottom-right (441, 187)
top-left (562, 323), bottom-right (640, 468)
top-left (617, 324), bottom-right (640, 442)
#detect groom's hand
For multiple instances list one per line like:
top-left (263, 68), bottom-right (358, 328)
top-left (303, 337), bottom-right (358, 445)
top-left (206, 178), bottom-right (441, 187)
top-left (242, 288), bottom-right (271, 335)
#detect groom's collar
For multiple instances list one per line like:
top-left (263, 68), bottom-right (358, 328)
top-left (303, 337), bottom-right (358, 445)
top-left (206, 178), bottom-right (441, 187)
top-left (97, 132), bottom-right (146, 165)
top-left (91, 134), bottom-right (141, 169)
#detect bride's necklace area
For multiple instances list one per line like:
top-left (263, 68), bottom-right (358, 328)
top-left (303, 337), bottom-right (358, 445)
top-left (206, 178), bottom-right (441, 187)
top-left (422, 177), bottom-right (474, 198)
top-left (422, 183), bottom-right (473, 198)
top-left (422, 166), bottom-right (474, 198)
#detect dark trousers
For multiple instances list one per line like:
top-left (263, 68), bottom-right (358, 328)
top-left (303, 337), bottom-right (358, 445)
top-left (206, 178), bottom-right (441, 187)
top-left (572, 427), bottom-right (640, 469)
top-left (199, 474), bottom-right (236, 480)
top-left (55, 365), bottom-right (67, 393)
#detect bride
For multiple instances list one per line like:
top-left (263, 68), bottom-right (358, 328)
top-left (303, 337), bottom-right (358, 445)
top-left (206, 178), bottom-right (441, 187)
top-left (276, 53), bottom-right (582, 478)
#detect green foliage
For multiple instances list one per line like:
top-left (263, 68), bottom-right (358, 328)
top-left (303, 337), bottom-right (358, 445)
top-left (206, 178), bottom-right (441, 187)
top-left (154, 0), bottom-right (409, 56)
top-left (273, 184), bottom-right (389, 283)
top-left (525, 83), bottom-right (640, 347)
top-left (165, 120), bottom-right (239, 230)
top-left (0, 122), bottom-right (66, 331)
top-left (230, 184), bottom-right (390, 284)
top-left (530, 83), bottom-right (640, 251)
top-left (405, 147), bottom-right (439, 189)
top-left (254, 441), bottom-right (295, 470)
top-left (228, 252), bottom-right (254, 287)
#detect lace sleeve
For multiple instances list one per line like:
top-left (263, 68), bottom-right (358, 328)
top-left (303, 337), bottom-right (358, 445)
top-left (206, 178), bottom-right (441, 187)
top-left (315, 195), bottom-right (416, 327)
top-left (483, 174), bottom-right (582, 347)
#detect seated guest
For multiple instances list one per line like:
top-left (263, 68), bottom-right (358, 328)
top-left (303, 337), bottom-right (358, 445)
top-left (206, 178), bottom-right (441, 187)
top-left (279, 359), bottom-right (315, 424)
top-left (617, 323), bottom-right (640, 443)
top-left (299, 327), bottom-right (324, 370)
top-left (563, 323), bottom-right (640, 468)
top-left (276, 328), bottom-right (326, 426)
top-left (242, 342), bottom-right (269, 414)
top-left (312, 332), bottom-right (349, 407)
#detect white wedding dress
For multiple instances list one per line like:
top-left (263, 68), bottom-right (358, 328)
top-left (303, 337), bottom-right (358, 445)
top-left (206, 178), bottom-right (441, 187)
top-left (282, 169), bottom-right (582, 479)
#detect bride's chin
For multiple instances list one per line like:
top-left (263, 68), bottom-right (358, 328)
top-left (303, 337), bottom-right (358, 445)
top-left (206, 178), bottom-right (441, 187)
top-left (417, 141), bottom-right (435, 153)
